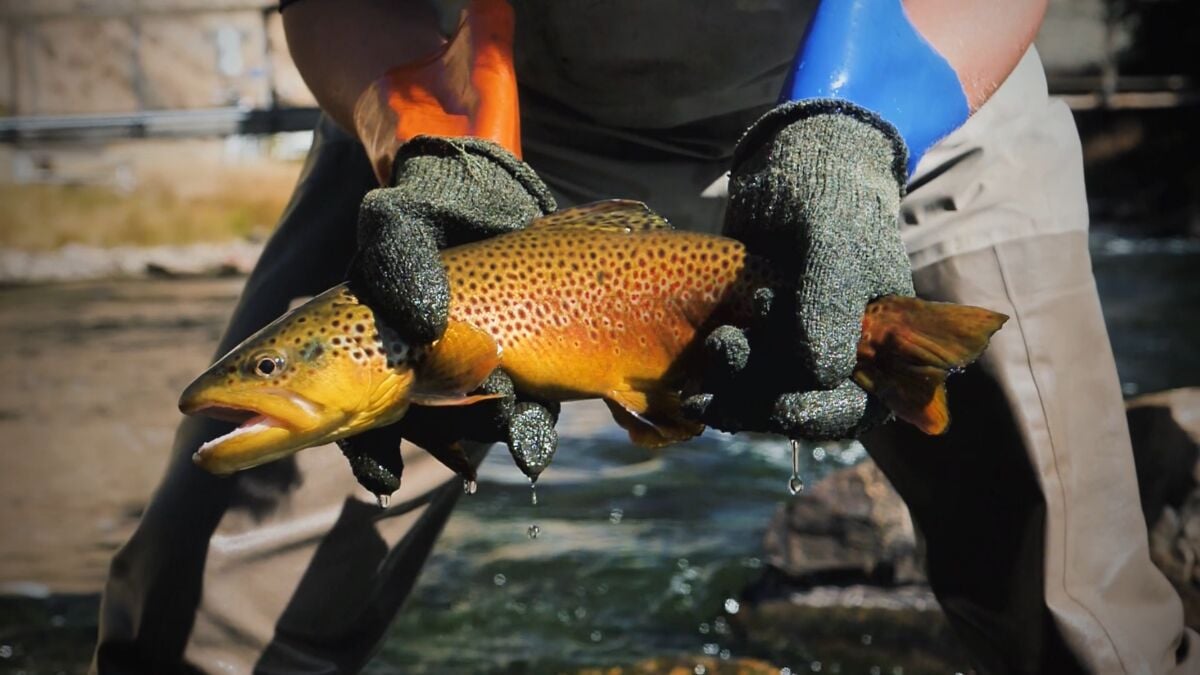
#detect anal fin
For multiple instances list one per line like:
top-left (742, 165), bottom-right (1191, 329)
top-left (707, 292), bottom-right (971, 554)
top-left (604, 388), bottom-right (703, 448)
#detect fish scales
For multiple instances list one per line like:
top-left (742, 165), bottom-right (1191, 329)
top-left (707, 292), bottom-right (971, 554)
top-left (442, 226), bottom-right (774, 402)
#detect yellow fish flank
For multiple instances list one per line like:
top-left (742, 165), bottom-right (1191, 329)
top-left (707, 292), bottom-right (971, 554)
top-left (180, 200), bottom-right (1008, 475)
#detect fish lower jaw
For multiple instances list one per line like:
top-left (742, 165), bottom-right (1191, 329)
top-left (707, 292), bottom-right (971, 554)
top-left (197, 414), bottom-right (282, 452)
top-left (193, 414), bottom-right (296, 474)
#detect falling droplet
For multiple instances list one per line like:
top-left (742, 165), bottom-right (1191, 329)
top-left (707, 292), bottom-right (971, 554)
top-left (376, 493), bottom-right (390, 509)
top-left (527, 524), bottom-right (540, 539)
top-left (464, 479), bottom-right (478, 495)
top-left (788, 439), bottom-right (805, 495)
top-left (530, 478), bottom-right (538, 506)
top-left (788, 475), bottom-right (805, 495)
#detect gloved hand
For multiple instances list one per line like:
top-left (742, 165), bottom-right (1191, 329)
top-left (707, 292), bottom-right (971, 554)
top-left (350, 135), bottom-right (555, 344)
top-left (340, 136), bottom-right (563, 499)
top-left (683, 100), bottom-right (913, 439)
top-left (339, 370), bottom-right (560, 499)
top-left (334, 0), bottom-right (562, 498)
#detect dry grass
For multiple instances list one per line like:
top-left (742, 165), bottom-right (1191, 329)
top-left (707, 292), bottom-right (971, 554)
top-left (0, 164), bottom-right (302, 250)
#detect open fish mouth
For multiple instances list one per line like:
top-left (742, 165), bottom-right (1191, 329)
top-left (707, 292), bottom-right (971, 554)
top-left (180, 392), bottom-right (330, 474)
top-left (193, 407), bottom-right (289, 453)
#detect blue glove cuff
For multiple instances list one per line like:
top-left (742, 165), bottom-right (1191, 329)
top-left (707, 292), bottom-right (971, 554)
top-left (781, 0), bottom-right (969, 176)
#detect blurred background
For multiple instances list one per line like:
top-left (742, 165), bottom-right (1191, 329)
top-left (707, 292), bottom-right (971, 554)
top-left (0, 1), bottom-right (1197, 673)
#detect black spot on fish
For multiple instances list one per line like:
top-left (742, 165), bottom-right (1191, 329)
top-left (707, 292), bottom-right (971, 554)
top-left (300, 340), bottom-right (325, 361)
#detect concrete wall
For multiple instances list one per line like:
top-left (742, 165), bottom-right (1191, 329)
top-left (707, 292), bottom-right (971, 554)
top-left (0, 0), bottom-right (316, 116)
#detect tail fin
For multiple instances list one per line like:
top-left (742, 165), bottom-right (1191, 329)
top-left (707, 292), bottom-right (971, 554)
top-left (854, 296), bottom-right (1009, 435)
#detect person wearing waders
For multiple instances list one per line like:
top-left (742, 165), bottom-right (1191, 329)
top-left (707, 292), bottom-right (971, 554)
top-left (93, 1), bottom-right (1196, 673)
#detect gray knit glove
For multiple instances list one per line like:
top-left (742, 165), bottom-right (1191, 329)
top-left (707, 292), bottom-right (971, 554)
top-left (351, 135), bottom-right (556, 344)
top-left (343, 135), bottom-right (561, 499)
top-left (683, 100), bottom-right (914, 439)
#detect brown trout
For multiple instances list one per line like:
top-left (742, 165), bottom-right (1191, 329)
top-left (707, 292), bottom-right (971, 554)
top-left (180, 200), bottom-right (1008, 475)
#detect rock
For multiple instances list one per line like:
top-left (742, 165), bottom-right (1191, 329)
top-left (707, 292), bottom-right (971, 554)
top-left (761, 460), bottom-right (922, 587)
top-left (1128, 388), bottom-right (1200, 526)
top-left (1130, 388), bottom-right (1200, 629)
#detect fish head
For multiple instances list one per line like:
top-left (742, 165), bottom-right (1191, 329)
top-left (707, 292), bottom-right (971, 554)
top-left (180, 283), bottom-right (504, 475)
top-left (179, 284), bottom-right (422, 474)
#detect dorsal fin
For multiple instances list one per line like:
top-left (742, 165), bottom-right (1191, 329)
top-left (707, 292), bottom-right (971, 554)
top-left (413, 320), bottom-right (502, 404)
top-left (527, 200), bottom-right (673, 233)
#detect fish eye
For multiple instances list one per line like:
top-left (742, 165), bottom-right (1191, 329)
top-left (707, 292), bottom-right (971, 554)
top-left (251, 353), bottom-right (286, 378)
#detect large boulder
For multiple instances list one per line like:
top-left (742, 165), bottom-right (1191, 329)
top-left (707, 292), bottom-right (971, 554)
top-left (761, 460), bottom-right (923, 587)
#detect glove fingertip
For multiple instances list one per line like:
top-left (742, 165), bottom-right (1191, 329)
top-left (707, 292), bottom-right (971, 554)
top-left (506, 402), bottom-right (558, 480)
top-left (681, 393), bottom-right (713, 422)
top-left (704, 324), bottom-right (751, 376)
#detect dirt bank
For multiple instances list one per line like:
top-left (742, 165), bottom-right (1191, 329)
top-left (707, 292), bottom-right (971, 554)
top-left (0, 277), bottom-right (242, 593)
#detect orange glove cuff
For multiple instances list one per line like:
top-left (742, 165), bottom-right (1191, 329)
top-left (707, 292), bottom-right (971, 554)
top-left (354, 0), bottom-right (521, 184)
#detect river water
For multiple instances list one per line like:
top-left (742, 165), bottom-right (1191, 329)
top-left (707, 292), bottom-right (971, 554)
top-left (0, 233), bottom-right (1197, 674)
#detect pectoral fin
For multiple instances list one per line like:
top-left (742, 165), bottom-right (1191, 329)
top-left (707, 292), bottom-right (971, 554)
top-left (414, 319), bottom-right (502, 403)
top-left (604, 388), bottom-right (703, 448)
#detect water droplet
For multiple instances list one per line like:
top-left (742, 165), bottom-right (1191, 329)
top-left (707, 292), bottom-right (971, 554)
top-left (694, 666), bottom-right (707, 675)
top-left (788, 439), bottom-right (805, 494)
top-left (0, 645), bottom-right (12, 659)
top-left (860, 633), bottom-right (872, 645)
top-left (713, 617), bottom-right (730, 635)
top-left (573, 606), bottom-right (587, 619)
top-left (780, 669), bottom-right (793, 675)
top-left (527, 524), bottom-right (540, 539)
top-left (869, 667), bottom-right (882, 675)
top-left (493, 573), bottom-right (507, 586)
top-left (723, 598), bottom-right (740, 614)
top-left (530, 479), bottom-right (538, 506)
top-left (702, 643), bottom-right (720, 656)
top-left (891, 667), bottom-right (904, 675)
top-left (608, 508), bottom-right (624, 524)
top-left (375, 493), bottom-right (390, 509)
top-left (631, 483), bottom-right (647, 497)
top-left (589, 630), bottom-right (602, 642)
top-left (812, 446), bottom-right (827, 462)
top-left (698, 622), bottom-right (711, 635)
top-left (810, 661), bottom-right (822, 672)
top-left (719, 648), bottom-right (731, 661)
top-left (788, 475), bottom-right (805, 495)
top-left (463, 479), bottom-right (478, 495)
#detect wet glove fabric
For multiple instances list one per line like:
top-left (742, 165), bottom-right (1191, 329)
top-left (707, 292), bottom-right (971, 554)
top-left (350, 135), bottom-right (556, 346)
top-left (683, 99), bottom-right (913, 439)
top-left (344, 136), bottom-right (560, 498)
top-left (339, 369), bottom-right (561, 497)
